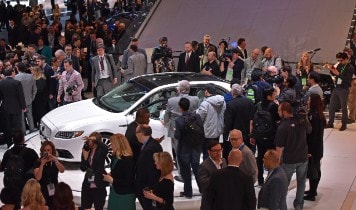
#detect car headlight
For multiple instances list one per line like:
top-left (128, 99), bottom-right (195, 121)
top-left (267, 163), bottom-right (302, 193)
top-left (55, 131), bottom-right (84, 139)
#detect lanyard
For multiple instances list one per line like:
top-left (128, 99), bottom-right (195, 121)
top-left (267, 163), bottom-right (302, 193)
top-left (340, 64), bottom-right (347, 75)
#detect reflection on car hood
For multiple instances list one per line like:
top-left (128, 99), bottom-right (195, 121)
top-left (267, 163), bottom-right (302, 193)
top-left (44, 99), bottom-right (111, 126)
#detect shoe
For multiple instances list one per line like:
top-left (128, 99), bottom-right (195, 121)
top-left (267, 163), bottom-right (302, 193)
top-left (304, 194), bottom-right (316, 201)
top-left (179, 191), bottom-right (192, 199)
top-left (339, 125), bottom-right (347, 131)
top-left (347, 119), bottom-right (355, 124)
top-left (325, 124), bottom-right (334, 129)
top-left (174, 175), bottom-right (184, 182)
top-left (304, 190), bottom-right (317, 196)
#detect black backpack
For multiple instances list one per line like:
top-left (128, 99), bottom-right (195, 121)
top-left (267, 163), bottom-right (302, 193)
top-left (251, 102), bottom-right (274, 140)
top-left (182, 114), bottom-right (205, 148)
top-left (3, 148), bottom-right (28, 188)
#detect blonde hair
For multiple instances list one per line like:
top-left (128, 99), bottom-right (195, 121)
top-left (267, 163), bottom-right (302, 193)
top-left (153, 152), bottom-right (174, 178)
top-left (31, 66), bottom-right (46, 80)
top-left (110, 133), bottom-right (133, 158)
top-left (297, 52), bottom-right (312, 70)
top-left (21, 179), bottom-right (46, 210)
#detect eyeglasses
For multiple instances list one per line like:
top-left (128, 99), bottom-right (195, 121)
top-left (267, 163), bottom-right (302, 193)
top-left (230, 137), bottom-right (242, 141)
top-left (210, 149), bottom-right (222, 153)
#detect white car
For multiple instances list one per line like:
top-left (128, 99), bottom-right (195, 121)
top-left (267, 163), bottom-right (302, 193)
top-left (40, 72), bottom-right (230, 163)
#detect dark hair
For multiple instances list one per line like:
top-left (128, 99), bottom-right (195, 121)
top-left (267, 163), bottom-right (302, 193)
top-left (191, 41), bottom-right (199, 48)
top-left (53, 182), bottom-right (75, 210)
top-left (279, 101), bottom-right (292, 114)
top-left (285, 75), bottom-right (296, 88)
top-left (230, 78), bottom-right (240, 87)
top-left (28, 44), bottom-right (36, 49)
top-left (251, 69), bottom-right (263, 82)
top-left (159, 36), bottom-right (168, 42)
top-left (218, 40), bottom-right (228, 49)
top-left (12, 130), bottom-right (25, 145)
top-left (336, 52), bottom-right (348, 60)
top-left (137, 124), bottom-right (152, 136)
top-left (237, 38), bottom-right (246, 45)
top-left (131, 38), bottom-right (138, 42)
top-left (65, 44), bottom-right (72, 48)
top-left (0, 187), bottom-right (20, 205)
top-left (4, 67), bottom-right (14, 76)
top-left (207, 140), bottom-right (220, 150)
top-left (135, 108), bottom-right (150, 124)
top-left (281, 65), bottom-right (292, 74)
top-left (37, 55), bottom-right (46, 61)
top-left (17, 62), bottom-right (27, 72)
top-left (308, 94), bottom-right (324, 119)
top-left (262, 86), bottom-right (275, 101)
top-left (178, 97), bottom-right (190, 112)
top-left (261, 46), bottom-right (268, 54)
top-left (130, 44), bottom-right (138, 52)
top-left (308, 71), bottom-right (320, 83)
top-left (63, 58), bottom-right (73, 65)
top-left (205, 86), bottom-right (216, 95)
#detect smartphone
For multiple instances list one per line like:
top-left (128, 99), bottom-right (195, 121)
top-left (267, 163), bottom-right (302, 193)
top-left (159, 135), bottom-right (165, 141)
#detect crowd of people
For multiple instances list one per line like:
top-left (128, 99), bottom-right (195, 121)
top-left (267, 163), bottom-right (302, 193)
top-left (0, 0), bottom-right (356, 209)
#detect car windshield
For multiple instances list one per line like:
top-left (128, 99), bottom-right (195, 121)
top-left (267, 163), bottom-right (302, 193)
top-left (99, 82), bottom-right (148, 112)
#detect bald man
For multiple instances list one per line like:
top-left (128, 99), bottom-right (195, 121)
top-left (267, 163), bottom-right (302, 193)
top-left (262, 47), bottom-right (283, 72)
top-left (206, 149), bottom-right (256, 210)
top-left (229, 129), bottom-right (258, 184)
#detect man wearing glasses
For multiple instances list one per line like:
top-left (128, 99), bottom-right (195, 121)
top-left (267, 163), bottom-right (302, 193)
top-left (198, 141), bottom-right (226, 210)
top-left (325, 52), bottom-right (355, 131)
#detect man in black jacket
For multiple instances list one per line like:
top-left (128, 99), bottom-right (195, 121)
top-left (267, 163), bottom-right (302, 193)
top-left (0, 68), bottom-right (26, 147)
top-left (135, 124), bottom-right (163, 210)
top-left (177, 42), bottom-right (200, 73)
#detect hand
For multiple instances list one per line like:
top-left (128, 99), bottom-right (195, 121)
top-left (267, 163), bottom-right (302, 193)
top-left (40, 157), bottom-right (49, 165)
top-left (120, 68), bottom-right (125, 74)
top-left (143, 189), bottom-right (155, 200)
top-left (49, 94), bottom-right (53, 99)
top-left (82, 149), bottom-right (89, 160)
top-left (57, 95), bottom-right (61, 103)
top-left (102, 174), bottom-right (113, 183)
top-left (22, 108), bottom-right (27, 112)
top-left (112, 78), bottom-right (118, 85)
top-left (92, 82), bottom-right (95, 88)
top-left (250, 137), bottom-right (256, 145)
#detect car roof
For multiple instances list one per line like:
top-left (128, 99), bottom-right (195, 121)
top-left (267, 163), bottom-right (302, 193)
top-left (130, 72), bottom-right (229, 90)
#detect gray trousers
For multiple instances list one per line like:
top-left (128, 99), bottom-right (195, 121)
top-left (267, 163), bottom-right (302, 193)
top-left (328, 87), bottom-right (349, 125)
top-left (22, 104), bottom-right (35, 132)
top-left (171, 136), bottom-right (181, 175)
top-left (96, 78), bottom-right (113, 98)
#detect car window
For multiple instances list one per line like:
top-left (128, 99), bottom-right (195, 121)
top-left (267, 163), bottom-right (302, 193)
top-left (100, 82), bottom-right (148, 112)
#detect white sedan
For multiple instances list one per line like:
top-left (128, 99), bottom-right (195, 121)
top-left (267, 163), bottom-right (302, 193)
top-left (40, 72), bottom-right (230, 163)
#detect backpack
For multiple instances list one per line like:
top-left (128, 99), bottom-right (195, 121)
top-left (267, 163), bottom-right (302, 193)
top-left (3, 148), bottom-right (28, 188)
top-left (182, 114), bottom-right (205, 148)
top-left (251, 102), bottom-right (274, 140)
top-left (245, 84), bottom-right (261, 104)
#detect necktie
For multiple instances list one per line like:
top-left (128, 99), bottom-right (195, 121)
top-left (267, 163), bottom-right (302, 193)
top-left (100, 57), bottom-right (104, 71)
top-left (185, 53), bottom-right (189, 65)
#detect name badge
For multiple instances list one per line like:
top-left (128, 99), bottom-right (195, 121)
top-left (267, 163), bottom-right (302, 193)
top-left (337, 78), bottom-right (342, 85)
top-left (47, 183), bottom-right (55, 196)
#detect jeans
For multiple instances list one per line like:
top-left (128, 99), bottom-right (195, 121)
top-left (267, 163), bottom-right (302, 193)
top-left (282, 160), bottom-right (308, 210)
top-left (329, 87), bottom-right (349, 125)
top-left (178, 149), bottom-right (201, 196)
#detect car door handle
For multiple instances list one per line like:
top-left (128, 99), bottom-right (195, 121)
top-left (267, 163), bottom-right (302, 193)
top-left (119, 124), bottom-right (128, 127)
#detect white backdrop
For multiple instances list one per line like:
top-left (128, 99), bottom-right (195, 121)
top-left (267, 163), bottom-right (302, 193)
top-left (138, 0), bottom-right (355, 64)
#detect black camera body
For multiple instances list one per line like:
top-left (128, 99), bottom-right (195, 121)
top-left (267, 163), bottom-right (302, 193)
top-left (66, 85), bottom-right (78, 96)
top-left (263, 72), bottom-right (284, 85)
top-left (83, 142), bottom-right (90, 151)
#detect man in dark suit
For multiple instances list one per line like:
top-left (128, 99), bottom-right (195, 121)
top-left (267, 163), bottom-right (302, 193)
top-left (177, 42), bottom-right (200, 73)
top-left (64, 44), bottom-right (81, 72)
top-left (52, 36), bottom-right (66, 56)
top-left (258, 149), bottom-right (288, 210)
top-left (196, 35), bottom-right (217, 68)
top-left (7, 19), bottom-right (18, 48)
top-left (198, 141), bottom-right (227, 210)
top-left (236, 38), bottom-right (248, 59)
top-left (0, 68), bottom-right (26, 147)
top-left (106, 39), bottom-right (122, 65)
top-left (206, 149), bottom-right (256, 210)
top-left (37, 55), bottom-right (58, 110)
top-left (135, 124), bottom-right (163, 210)
top-left (91, 45), bottom-right (119, 98)
top-left (80, 133), bottom-right (109, 210)
top-left (224, 84), bottom-right (255, 157)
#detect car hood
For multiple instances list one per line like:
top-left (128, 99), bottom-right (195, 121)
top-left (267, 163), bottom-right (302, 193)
top-left (44, 99), bottom-right (113, 126)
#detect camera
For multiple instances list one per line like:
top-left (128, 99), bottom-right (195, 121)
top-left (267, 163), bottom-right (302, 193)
top-left (66, 85), bottom-right (78, 96)
top-left (263, 72), bottom-right (284, 85)
top-left (83, 142), bottom-right (90, 151)
top-left (42, 152), bottom-right (48, 159)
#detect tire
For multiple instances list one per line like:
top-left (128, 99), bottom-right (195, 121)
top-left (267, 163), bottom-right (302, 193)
top-left (101, 132), bottom-right (113, 167)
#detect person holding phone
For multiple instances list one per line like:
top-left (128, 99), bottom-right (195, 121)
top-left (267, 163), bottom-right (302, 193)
top-left (34, 141), bottom-right (65, 209)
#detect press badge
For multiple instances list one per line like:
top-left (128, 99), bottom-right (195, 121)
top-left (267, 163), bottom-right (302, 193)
top-left (47, 183), bottom-right (55, 196)
top-left (337, 78), bottom-right (342, 85)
